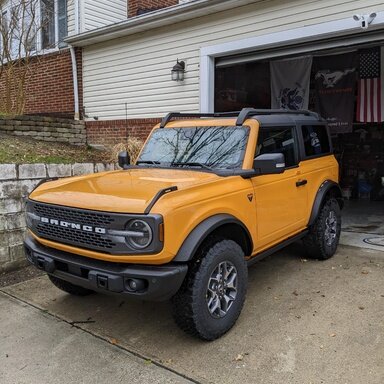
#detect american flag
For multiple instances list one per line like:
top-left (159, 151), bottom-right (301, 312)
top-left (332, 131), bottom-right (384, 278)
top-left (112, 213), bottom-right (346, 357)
top-left (356, 47), bottom-right (384, 122)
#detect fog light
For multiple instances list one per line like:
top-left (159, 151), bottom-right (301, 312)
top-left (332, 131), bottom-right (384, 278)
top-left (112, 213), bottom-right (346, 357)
top-left (126, 278), bottom-right (147, 292)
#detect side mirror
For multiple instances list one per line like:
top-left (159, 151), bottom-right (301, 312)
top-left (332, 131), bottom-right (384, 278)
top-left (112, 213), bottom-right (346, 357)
top-left (118, 151), bottom-right (130, 169)
top-left (253, 153), bottom-right (285, 175)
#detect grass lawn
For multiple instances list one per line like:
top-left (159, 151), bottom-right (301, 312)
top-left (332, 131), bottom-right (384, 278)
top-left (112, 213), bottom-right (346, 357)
top-left (0, 133), bottom-right (110, 164)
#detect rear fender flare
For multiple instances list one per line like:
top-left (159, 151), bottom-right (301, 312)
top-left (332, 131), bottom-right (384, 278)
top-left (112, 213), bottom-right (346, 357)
top-left (308, 180), bottom-right (343, 226)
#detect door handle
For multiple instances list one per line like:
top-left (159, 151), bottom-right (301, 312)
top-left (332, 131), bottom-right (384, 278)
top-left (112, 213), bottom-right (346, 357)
top-left (296, 179), bottom-right (307, 187)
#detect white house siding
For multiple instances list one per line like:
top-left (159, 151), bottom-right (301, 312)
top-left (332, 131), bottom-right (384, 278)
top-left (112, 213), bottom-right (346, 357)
top-left (82, 0), bottom-right (127, 32)
top-left (67, 0), bottom-right (76, 36)
top-left (82, 0), bottom-right (384, 120)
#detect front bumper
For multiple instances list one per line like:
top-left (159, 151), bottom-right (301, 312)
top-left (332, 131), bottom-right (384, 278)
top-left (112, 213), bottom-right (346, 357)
top-left (24, 234), bottom-right (188, 301)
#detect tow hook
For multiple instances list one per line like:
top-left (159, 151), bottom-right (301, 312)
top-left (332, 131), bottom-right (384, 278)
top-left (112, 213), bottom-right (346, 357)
top-left (35, 255), bottom-right (56, 273)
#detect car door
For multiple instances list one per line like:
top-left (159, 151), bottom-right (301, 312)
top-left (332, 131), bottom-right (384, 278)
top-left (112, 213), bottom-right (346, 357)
top-left (297, 123), bottom-right (336, 217)
top-left (251, 125), bottom-right (308, 250)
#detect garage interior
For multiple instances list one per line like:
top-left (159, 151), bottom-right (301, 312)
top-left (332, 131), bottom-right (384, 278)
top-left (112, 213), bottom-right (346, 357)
top-left (214, 42), bottom-right (384, 248)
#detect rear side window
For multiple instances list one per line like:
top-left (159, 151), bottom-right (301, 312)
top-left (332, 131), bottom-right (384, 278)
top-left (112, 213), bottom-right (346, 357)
top-left (256, 126), bottom-right (297, 167)
top-left (301, 125), bottom-right (330, 157)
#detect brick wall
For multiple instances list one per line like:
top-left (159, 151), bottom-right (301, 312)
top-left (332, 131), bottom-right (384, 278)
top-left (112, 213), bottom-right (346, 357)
top-left (0, 162), bottom-right (116, 273)
top-left (0, 116), bottom-right (86, 145)
top-left (86, 118), bottom-right (160, 144)
top-left (128, 0), bottom-right (178, 17)
top-left (0, 48), bottom-right (82, 119)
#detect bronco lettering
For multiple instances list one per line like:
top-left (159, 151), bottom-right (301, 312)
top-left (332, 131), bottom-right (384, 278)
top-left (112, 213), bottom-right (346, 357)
top-left (40, 217), bottom-right (106, 234)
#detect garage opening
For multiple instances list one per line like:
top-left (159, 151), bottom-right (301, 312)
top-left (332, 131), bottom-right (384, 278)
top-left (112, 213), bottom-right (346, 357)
top-left (214, 43), bottom-right (384, 245)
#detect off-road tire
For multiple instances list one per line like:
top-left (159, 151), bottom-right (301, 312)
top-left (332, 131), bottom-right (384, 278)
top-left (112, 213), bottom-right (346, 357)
top-left (48, 275), bottom-right (94, 296)
top-left (171, 239), bottom-right (247, 341)
top-left (303, 197), bottom-right (341, 260)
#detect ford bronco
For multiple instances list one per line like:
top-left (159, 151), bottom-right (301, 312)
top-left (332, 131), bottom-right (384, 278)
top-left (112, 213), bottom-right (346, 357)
top-left (24, 108), bottom-right (343, 340)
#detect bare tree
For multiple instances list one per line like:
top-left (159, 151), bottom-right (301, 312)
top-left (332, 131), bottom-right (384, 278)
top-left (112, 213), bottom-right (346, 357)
top-left (0, 0), bottom-right (72, 116)
top-left (0, 0), bottom-right (39, 115)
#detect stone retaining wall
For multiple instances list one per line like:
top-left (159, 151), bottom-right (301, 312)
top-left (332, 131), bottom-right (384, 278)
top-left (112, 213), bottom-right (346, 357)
top-left (0, 116), bottom-right (86, 145)
top-left (0, 162), bottom-right (115, 273)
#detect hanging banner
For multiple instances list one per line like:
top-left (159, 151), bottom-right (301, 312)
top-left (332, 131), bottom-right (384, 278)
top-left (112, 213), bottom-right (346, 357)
top-left (314, 53), bottom-right (357, 134)
top-left (270, 56), bottom-right (312, 110)
top-left (356, 46), bottom-right (384, 123)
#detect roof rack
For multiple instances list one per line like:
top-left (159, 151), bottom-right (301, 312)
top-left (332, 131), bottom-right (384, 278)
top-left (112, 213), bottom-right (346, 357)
top-left (160, 108), bottom-right (319, 128)
top-left (235, 108), bottom-right (319, 126)
top-left (160, 111), bottom-right (239, 128)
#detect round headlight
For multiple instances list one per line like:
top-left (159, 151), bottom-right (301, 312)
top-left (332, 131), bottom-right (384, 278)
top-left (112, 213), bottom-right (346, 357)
top-left (125, 220), bottom-right (153, 249)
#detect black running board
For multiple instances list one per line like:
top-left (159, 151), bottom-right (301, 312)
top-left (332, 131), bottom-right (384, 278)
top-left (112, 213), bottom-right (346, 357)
top-left (247, 230), bottom-right (308, 267)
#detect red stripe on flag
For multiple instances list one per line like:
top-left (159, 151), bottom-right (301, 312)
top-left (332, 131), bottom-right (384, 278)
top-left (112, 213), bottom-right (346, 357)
top-left (357, 79), bottom-right (361, 122)
top-left (376, 77), bottom-right (381, 122)
top-left (371, 78), bottom-right (375, 122)
top-left (357, 77), bottom-right (383, 123)
top-left (377, 79), bottom-right (381, 123)
top-left (364, 79), bottom-right (368, 122)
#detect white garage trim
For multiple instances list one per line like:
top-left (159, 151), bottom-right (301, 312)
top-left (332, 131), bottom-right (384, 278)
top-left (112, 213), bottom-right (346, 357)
top-left (200, 12), bottom-right (384, 112)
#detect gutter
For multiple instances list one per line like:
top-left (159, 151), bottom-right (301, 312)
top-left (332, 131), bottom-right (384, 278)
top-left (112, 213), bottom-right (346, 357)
top-left (69, 45), bottom-right (80, 121)
top-left (64, 0), bottom-right (259, 47)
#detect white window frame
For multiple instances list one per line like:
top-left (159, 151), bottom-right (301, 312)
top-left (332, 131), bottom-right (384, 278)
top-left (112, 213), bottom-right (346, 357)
top-left (0, 1), bottom-right (39, 59)
top-left (0, 0), bottom-right (68, 59)
top-left (39, 0), bottom-right (62, 54)
top-left (200, 12), bottom-right (384, 113)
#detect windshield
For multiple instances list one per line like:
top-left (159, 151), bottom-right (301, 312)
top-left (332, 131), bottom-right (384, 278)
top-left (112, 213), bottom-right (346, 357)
top-left (137, 126), bottom-right (249, 169)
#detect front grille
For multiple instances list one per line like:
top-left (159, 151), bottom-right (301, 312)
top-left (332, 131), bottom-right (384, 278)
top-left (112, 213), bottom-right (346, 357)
top-left (27, 201), bottom-right (163, 255)
top-left (30, 202), bottom-right (121, 254)
top-left (37, 224), bottom-right (116, 250)
top-left (34, 204), bottom-right (114, 226)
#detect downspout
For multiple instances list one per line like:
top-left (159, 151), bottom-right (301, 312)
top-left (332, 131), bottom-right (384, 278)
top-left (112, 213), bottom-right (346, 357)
top-left (69, 45), bottom-right (80, 120)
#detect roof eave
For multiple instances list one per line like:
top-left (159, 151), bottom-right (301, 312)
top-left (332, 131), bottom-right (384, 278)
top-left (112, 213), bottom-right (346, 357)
top-left (65, 0), bottom-right (259, 47)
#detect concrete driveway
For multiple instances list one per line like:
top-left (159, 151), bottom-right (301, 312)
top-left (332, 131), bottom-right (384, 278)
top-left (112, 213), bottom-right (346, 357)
top-left (1, 244), bottom-right (383, 384)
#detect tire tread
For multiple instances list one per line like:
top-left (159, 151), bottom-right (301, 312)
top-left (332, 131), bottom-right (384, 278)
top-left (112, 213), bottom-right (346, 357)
top-left (303, 198), bottom-right (341, 260)
top-left (172, 238), bottom-right (247, 340)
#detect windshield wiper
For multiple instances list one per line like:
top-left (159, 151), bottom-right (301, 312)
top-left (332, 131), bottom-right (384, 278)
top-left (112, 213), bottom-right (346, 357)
top-left (171, 162), bottom-right (213, 171)
top-left (136, 160), bottom-right (161, 165)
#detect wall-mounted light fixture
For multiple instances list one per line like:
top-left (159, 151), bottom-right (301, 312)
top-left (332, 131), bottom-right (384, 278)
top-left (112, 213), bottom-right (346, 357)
top-left (171, 59), bottom-right (185, 81)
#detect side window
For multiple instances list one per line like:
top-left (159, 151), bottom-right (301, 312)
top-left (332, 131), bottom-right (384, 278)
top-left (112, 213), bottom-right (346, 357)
top-left (256, 126), bottom-right (297, 167)
top-left (301, 125), bottom-right (330, 157)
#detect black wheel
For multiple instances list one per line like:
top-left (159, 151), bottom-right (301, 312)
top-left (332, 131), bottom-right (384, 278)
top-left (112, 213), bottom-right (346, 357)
top-left (48, 275), bottom-right (94, 296)
top-left (303, 197), bottom-right (341, 260)
top-left (171, 239), bottom-right (247, 341)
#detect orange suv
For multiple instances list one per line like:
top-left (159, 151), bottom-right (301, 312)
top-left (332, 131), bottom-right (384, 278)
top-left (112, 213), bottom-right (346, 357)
top-left (24, 108), bottom-right (343, 340)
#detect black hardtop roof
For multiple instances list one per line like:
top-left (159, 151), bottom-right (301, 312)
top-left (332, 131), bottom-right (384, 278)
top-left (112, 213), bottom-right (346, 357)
top-left (160, 108), bottom-right (324, 128)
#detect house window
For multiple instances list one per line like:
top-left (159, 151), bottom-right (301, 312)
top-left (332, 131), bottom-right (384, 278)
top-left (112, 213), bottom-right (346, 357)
top-left (0, 0), bottom-right (67, 58)
top-left (41, 0), bottom-right (67, 49)
top-left (57, 0), bottom-right (67, 47)
top-left (41, 0), bottom-right (55, 49)
top-left (0, 10), bottom-right (8, 52)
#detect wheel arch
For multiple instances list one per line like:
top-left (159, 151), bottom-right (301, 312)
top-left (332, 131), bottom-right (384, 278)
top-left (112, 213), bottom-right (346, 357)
top-left (308, 180), bottom-right (343, 227)
top-left (173, 214), bottom-right (253, 262)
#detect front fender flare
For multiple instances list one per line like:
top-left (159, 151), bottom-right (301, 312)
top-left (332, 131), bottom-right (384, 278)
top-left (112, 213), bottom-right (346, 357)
top-left (173, 214), bottom-right (252, 262)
